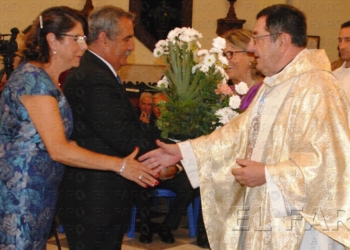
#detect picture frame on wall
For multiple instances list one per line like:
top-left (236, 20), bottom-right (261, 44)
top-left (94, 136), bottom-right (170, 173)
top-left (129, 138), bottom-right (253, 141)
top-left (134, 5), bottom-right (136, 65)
top-left (307, 36), bottom-right (320, 49)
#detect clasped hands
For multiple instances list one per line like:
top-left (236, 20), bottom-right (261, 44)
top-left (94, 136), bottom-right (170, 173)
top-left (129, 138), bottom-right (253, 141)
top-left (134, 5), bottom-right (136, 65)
top-left (138, 140), bottom-right (266, 188)
top-left (139, 111), bottom-right (150, 123)
top-left (232, 158), bottom-right (266, 187)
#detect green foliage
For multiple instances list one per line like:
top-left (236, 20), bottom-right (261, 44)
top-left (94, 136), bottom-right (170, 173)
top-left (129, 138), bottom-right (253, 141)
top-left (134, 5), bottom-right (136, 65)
top-left (152, 28), bottom-right (229, 140)
top-left (154, 53), bottom-right (224, 138)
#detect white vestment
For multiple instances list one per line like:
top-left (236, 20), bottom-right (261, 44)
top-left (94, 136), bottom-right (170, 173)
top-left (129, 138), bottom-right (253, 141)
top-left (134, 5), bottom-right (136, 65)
top-left (179, 49), bottom-right (350, 250)
top-left (333, 61), bottom-right (350, 101)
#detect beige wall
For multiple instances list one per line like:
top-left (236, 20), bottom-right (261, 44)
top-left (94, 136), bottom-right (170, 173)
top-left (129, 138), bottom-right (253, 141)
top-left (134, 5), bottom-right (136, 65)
top-left (1, 0), bottom-right (349, 81)
top-left (191, 0), bottom-right (350, 62)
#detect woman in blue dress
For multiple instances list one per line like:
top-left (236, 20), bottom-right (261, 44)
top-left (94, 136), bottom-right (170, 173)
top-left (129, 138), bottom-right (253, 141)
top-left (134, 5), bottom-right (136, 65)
top-left (0, 6), bottom-right (159, 249)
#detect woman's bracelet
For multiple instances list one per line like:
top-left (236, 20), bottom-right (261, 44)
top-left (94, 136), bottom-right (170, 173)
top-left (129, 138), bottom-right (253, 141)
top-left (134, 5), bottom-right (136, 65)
top-left (119, 160), bottom-right (126, 174)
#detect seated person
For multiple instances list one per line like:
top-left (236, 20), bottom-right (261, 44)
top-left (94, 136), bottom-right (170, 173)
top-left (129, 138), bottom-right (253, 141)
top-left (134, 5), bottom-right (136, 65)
top-left (151, 92), bottom-right (167, 118)
top-left (138, 91), bottom-right (154, 123)
top-left (134, 92), bottom-right (197, 244)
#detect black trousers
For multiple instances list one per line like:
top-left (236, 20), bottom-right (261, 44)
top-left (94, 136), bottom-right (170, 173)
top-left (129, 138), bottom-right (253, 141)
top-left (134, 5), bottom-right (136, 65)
top-left (62, 221), bottom-right (127, 250)
top-left (57, 170), bottom-right (136, 250)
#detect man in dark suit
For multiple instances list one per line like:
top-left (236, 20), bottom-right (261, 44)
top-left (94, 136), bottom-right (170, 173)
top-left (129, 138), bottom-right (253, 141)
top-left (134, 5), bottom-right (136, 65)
top-left (58, 6), bottom-right (158, 250)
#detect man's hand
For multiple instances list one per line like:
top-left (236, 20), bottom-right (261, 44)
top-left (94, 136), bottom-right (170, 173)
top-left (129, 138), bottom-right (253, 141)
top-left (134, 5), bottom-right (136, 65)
top-left (139, 111), bottom-right (149, 123)
top-left (158, 165), bottom-right (178, 180)
top-left (138, 140), bottom-right (183, 172)
top-left (231, 158), bottom-right (266, 187)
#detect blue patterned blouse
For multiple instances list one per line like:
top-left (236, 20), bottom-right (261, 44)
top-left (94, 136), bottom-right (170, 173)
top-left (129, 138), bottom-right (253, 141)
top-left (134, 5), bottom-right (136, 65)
top-left (0, 62), bottom-right (73, 249)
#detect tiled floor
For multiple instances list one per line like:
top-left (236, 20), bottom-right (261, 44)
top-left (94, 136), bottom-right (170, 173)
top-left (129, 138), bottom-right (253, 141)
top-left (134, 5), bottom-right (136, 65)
top-left (46, 227), bottom-right (208, 250)
top-left (47, 198), bottom-right (209, 250)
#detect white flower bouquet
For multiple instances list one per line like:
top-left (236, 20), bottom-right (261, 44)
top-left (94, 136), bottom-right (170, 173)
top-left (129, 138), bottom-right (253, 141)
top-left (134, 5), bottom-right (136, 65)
top-left (153, 27), bottom-right (248, 139)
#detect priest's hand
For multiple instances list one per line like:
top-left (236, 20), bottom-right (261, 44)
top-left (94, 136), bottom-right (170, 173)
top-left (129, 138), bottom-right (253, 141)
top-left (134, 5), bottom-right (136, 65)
top-left (231, 158), bottom-right (266, 187)
top-left (139, 140), bottom-right (183, 172)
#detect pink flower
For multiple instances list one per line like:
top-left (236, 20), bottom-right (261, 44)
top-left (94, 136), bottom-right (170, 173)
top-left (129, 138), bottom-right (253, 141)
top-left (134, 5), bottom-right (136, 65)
top-left (215, 83), bottom-right (233, 96)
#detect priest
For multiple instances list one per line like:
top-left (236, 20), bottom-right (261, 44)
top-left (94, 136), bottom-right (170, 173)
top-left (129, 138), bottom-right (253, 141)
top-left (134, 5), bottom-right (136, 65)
top-left (139, 4), bottom-right (350, 250)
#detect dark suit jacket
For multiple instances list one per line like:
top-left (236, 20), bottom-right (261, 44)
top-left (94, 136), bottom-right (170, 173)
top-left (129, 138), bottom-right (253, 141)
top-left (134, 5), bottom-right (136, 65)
top-left (58, 51), bottom-right (157, 226)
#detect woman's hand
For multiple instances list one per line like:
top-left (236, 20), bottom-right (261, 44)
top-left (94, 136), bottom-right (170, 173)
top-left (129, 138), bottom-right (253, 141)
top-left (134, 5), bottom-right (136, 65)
top-left (121, 147), bottom-right (159, 188)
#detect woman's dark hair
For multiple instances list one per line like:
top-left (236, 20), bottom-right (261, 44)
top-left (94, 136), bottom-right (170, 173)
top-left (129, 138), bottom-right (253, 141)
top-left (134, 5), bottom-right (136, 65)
top-left (23, 6), bottom-right (88, 63)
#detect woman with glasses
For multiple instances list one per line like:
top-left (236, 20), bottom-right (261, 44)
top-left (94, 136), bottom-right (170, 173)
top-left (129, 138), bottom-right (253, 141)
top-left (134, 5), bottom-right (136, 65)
top-left (222, 29), bottom-right (264, 111)
top-left (0, 6), bottom-right (158, 249)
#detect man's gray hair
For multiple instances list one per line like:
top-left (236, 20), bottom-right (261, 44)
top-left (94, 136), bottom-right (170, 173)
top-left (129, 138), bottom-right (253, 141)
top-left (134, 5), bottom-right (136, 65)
top-left (140, 92), bottom-right (153, 102)
top-left (88, 5), bottom-right (135, 42)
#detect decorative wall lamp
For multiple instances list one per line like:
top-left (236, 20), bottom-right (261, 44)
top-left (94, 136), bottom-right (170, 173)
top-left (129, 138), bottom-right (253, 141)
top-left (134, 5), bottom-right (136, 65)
top-left (216, 0), bottom-right (246, 36)
top-left (81, 0), bottom-right (94, 18)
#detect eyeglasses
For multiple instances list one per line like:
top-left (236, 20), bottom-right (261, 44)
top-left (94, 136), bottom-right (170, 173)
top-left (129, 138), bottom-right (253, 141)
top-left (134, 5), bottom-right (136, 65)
top-left (60, 34), bottom-right (87, 44)
top-left (222, 51), bottom-right (247, 59)
top-left (250, 33), bottom-right (281, 44)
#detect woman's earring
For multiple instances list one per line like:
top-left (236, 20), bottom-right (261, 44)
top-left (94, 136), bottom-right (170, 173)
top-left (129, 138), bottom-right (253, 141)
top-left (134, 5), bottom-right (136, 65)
top-left (53, 50), bottom-right (57, 55)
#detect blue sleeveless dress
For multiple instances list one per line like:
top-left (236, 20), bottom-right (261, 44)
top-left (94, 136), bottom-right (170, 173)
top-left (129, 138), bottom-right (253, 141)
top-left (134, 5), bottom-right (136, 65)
top-left (0, 62), bottom-right (73, 249)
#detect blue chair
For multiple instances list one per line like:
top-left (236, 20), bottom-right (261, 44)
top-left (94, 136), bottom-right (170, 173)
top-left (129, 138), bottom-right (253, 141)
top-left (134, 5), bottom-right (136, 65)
top-left (127, 188), bottom-right (200, 238)
top-left (58, 224), bottom-right (65, 234)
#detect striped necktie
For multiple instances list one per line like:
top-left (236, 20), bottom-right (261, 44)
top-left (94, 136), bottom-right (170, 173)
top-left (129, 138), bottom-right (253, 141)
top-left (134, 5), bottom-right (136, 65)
top-left (116, 75), bottom-right (121, 84)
